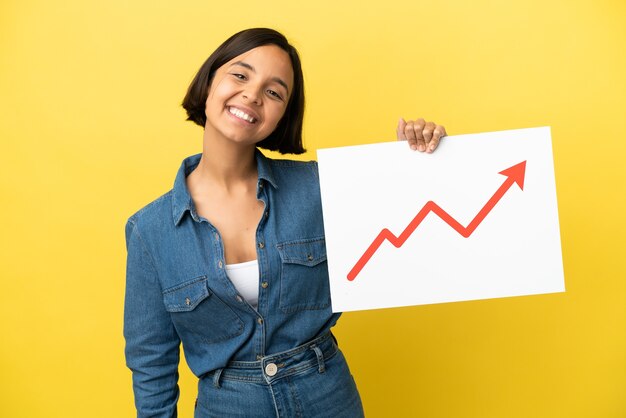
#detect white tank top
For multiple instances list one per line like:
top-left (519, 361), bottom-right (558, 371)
top-left (225, 260), bottom-right (259, 309)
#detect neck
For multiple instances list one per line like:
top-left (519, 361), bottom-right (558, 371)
top-left (193, 129), bottom-right (258, 191)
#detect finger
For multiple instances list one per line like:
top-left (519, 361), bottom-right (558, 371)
top-left (422, 121), bottom-right (436, 147)
top-left (396, 118), bottom-right (407, 141)
top-left (427, 125), bottom-right (447, 153)
top-left (412, 118), bottom-right (426, 152)
top-left (404, 121), bottom-right (418, 150)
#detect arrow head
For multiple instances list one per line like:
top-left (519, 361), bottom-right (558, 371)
top-left (499, 161), bottom-right (526, 190)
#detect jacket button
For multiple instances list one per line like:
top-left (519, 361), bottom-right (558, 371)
top-left (307, 254), bottom-right (313, 261)
top-left (257, 317), bottom-right (264, 325)
top-left (258, 242), bottom-right (265, 249)
top-left (185, 297), bottom-right (191, 306)
top-left (218, 260), bottom-right (223, 269)
top-left (261, 281), bottom-right (268, 289)
top-left (265, 363), bottom-right (278, 376)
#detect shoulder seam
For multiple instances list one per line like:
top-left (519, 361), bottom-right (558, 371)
top-left (127, 220), bottom-right (162, 284)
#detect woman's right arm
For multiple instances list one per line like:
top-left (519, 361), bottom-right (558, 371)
top-left (124, 219), bottom-right (181, 418)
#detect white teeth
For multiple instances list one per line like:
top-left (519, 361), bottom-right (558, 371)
top-left (228, 107), bottom-right (256, 123)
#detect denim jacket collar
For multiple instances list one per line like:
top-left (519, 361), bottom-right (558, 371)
top-left (171, 149), bottom-right (278, 226)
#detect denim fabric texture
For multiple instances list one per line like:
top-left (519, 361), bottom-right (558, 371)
top-left (195, 332), bottom-right (364, 418)
top-left (124, 151), bottom-right (350, 417)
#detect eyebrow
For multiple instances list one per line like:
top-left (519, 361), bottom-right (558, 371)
top-left (230, 61), bottom-right (290, 94)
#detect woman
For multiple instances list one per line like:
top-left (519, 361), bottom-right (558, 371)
top-left (124, 28), bottom-right (446, 418)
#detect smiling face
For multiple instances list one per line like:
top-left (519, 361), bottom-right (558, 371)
top-left (203, 45), bottom-right (294, 148)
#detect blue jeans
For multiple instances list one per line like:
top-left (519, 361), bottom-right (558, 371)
top-left (194, 332), bottom-right (364, 417)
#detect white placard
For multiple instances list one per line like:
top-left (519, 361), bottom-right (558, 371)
top-left (317, 127), bottom-right (564, 312)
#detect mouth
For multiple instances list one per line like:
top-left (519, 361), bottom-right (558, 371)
top-left (227, 106), bottom-right (257, 124)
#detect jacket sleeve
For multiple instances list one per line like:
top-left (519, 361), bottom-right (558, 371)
top-left (124, 218), bottom-right (181, 418)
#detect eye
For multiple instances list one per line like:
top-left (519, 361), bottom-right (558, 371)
top-left (231, 73), bottom-right (246, 80)
top-left (266, 89), bottom-right (283, 100)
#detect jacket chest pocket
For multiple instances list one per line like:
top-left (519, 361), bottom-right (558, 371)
top-left (276, 237), bottom-right (330, 313)
top-left (163, 276), bottom-right (244, 343)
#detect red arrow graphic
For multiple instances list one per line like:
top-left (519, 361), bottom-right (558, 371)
top-left (347, 161), bottom-right (527, 281)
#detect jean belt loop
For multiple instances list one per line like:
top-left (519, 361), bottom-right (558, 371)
top-left (213, 368), bottom-right (224, 388)
top-left (311, 344), bottom-right (326, 374)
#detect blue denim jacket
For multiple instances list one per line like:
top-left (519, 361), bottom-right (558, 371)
top-left (124, 151), bottom-right (340, 417)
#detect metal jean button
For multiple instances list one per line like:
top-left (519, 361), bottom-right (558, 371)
top-left (265, 363), bottom-right (278, 376)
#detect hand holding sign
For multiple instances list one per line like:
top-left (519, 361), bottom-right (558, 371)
top-left (317, 127), bottom-right (564, 313)
top-left (397, 118), bottom-right (447, 153)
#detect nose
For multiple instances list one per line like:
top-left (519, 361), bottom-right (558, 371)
top-left (242, 85), bottom-right (262, 105)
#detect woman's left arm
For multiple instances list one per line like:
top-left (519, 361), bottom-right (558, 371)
top-left (397, 118), bottom-right (447, 153)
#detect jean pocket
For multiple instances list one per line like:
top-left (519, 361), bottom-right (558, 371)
top-left (163, 276), bottom-right (244, 343)
top-left (276, 237), bottom-right (331, 313)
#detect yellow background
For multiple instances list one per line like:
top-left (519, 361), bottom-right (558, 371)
top-left (1, 0), bottom-right (625, 417)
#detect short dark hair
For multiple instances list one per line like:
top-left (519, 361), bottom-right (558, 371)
top-left (182, 28), bottom-right (306, 154)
